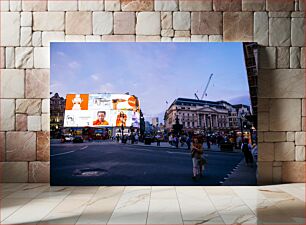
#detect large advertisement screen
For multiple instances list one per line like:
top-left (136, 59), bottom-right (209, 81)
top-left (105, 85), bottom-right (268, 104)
top-left (64, 94), bottom-right (140, 128)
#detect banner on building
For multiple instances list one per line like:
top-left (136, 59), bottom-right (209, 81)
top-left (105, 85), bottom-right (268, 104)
top-left (64, 94), bottom-right (140, 128)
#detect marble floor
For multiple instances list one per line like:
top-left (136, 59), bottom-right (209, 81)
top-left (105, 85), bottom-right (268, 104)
top-left (0, 183), bottom-right (305, 224)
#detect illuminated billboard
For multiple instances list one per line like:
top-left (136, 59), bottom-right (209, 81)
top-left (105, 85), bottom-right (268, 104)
top-left (64, 94), bottom-right (140, 128)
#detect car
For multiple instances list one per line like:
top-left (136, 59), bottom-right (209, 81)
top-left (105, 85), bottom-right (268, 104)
top-left (73, 136), bottom-right (84, 143)
top-left (61, 134), bottom-right (73, 143)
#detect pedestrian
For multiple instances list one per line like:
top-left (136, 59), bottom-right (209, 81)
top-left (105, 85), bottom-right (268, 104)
top-left (191, 136), bottom-right (204, 180)
top-left (169, 134), bottom-right (173, 146)
top-left (135, 133), bottom-right (139, 144)
top-left (206, 135), bottom-right (211, 149)
top-left (241, 138), bottom-right (253, 166)
top-left (251, 143), bottom-right (258, 165)
top-left (186, 136), bottom-right (191, 150)
top-left (156, 135), bottom-right (161, 146)
top-left (175, 135), bottom-right (179, 148)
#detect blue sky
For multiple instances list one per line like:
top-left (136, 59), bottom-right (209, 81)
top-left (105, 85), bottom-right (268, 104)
top-left (51, 43), bottom-right (250, 122)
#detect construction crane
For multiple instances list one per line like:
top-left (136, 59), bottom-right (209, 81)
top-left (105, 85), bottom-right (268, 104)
top-left (195, 73), bottom-right (214, 100)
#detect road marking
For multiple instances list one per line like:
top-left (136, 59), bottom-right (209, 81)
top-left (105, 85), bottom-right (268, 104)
top-left (166, 151), bottom-right (189, 155)
top-left (80, 146), bottom-right (88, 150)
top-left (50, 150), bottom-right (75, 157)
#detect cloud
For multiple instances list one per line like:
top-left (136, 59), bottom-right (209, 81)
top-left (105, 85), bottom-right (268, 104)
top-left (68, 61), bottom-right (81, 69)
top-left (91, 74), bottom-right (100, 81)
top-left (99, 83), bottom-right (114, 93)
top-left (57, 51), bottom-right (66, 57)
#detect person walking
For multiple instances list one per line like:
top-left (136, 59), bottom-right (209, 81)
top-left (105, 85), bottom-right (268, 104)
top-left (241, 138), bottom-right (253, 166)
top-left (191, 136), bottom-right (204, 181)
top-left (186, 136), bottom-right (191, 150)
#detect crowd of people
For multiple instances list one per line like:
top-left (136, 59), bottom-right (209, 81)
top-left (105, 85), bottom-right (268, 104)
top-left (113, 131), bottom-right (257, 181)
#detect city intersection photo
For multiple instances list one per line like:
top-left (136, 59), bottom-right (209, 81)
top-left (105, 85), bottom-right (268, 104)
top-left (50, 42), bottom-right (258, 186)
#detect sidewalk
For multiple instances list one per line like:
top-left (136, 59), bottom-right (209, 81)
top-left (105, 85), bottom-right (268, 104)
top-left (221, 159), bottom-right (257, 185)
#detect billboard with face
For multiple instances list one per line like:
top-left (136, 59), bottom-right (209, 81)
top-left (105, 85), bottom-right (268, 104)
top-left (64, 94), bottom-right (140, 128)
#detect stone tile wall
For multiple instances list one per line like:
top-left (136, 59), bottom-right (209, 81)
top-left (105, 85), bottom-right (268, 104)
top-left (0, 0), bottom-right (305, 184)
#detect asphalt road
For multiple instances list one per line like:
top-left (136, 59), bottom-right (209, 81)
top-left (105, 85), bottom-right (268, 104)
top-left (50, 142), bottom-right (244, 186)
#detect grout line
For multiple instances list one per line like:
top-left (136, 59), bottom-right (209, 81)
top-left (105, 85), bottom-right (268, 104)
top-left (105, 186), bottom-right (126, 225)
top-left (145, 186), bottom-right (152, 225)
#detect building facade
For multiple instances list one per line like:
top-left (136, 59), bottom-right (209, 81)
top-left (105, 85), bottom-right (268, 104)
top-left (164, 98), bottom-right (251, 133)
top-left (50, 93), bottom-right (66, 138)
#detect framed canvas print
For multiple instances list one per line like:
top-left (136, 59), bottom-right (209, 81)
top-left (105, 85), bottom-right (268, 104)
top-left (50, 42), bottom-right (258, 186)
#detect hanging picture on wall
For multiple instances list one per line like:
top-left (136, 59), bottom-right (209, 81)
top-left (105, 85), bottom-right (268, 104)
top-left (50, 42), bottom-right (258, 186)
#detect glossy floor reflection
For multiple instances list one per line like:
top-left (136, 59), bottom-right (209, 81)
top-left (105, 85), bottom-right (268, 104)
top-left (0, 183), bottom-right (305, 224)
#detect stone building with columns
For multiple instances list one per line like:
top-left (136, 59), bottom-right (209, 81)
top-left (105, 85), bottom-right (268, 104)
top-left (164, 98), bottom-right (251, 133)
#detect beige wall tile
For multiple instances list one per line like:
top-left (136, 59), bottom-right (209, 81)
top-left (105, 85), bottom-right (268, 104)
top-left (16, 114), bottom-right (27, 131)
top-left (48, 0), bottom-right (78, 11)
top-left (25, 69), bottom-right (50, 98)
top-left (136, 12), bottom-right (160, 35)
top-left (93, 12), bottom-right (113, 35)
top-left (15, 47), bottom-right (33, 68)
top-left (269, 18), bottom-right (291, 46)
top-left (173, 12), bottom-right (190, 31)
top-left (41, 99), bottom-right (50, 114)
top-left (16, 99), bottom-right (41, 115)
top-left (161, 12), bottom-right (172, 29)
top-left (27, 115), bottom-right (41, 131)
top-left (295, 146), bottom-right (305, 161)
top-left (21, 12), bottom-right (32, 27)
top-left (0, 99), bottom-right (15, 131)
top-left (258, 143), bottom-right (274, 161)
top-left (242, 0), bottom-right (265, 11)
top-left (264, 132), bottom-right (286, 142)
top-left (0, 69), bottom-right (24, 98)
top-left (6, 131), bottom-right (36, 161)
top-left (105, 0), bottom-right (120, 11)
top-left (78, 0), bottom-right (104, 11)
top-left (274, 142), bottom-right (295, 161)
top-left (266, 0), bottom-right (294, 11)
top-left (101, 35), bottom-right (135, 42)
top-left (0, 48), bottom-right (4, 69)
top-left (290, 47), bottom-right (301, 69)
top-left (0, 132), bottom-right (5, 161)
top-left (254, 12), bottom-right (268, 46)
top-left (121, 0), bottom-right (153, 11)
top-left (257, 162), bottom-right (273, 185)
top-left (269, 99), bottom-right (301, 132)
top-left (276, 47), bottom-right (290, 69)
top-left (22, 0), bottom-right (47, 11)
top-left (0, 162), bottom-right (28, 182)
top-left (282, 162), bottom-right (305, 182)
top-left (33, 12), bottom-right (65, 31)
top-left (258, 47), bottom-right (276, 69)
top-left (258, 69), bottom-right (304, 98)
top-left (42, 32), bottom-right (65, 47)
top-left (1, 12), bottom-right (20, 46)
top-left (33, 47), bottom-right (50, 68)
top-left (179, 0), bottom-right (212, 11)
top-left (191, 12), bottom-right (222, 35)
top-left (29, 161), bottom-right (50, 183)
top-left (114, 12), bottom-right (136, 35)
top-left (20, 27), bottom-right (32, 47)
top-left (291, 18), bottom-right (304, 47)
top-left (295, 132), bottom-right (305, 146)
top-left (41, 114), bottom-right (50, 131)
top-left (213, 0), bottom-right (242, 11)
top-left (155, 0), bottom-right (178, 11)
top-left (136, 35), bottom-right (161, 42)
top-left (223, 12), bottom-right (253, 42)
top-left (66, 12), bottom-right (93, 35)
top-left (37, 131), bottom-right (50, 161)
